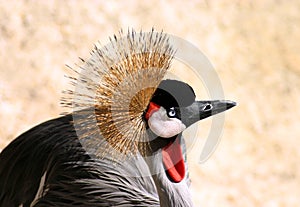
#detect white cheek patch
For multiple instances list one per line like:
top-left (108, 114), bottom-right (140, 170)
top-left (148, 107), bottom-right (186, 138)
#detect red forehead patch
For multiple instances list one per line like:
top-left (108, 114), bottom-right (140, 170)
top-left (145, 102), bottom-right (160, 120)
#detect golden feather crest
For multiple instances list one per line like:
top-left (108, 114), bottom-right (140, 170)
top-left (62, 29), bottom-right (175, 159)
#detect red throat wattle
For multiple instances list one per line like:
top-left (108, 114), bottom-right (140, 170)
top-left (162, 137), bottom-right (185, 183)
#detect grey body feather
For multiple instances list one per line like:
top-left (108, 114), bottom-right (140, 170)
top-left (0, 113), bottom-right (192, 206)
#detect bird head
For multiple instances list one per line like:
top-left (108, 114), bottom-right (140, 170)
top-left (145, 79), bottom-right (235, 139)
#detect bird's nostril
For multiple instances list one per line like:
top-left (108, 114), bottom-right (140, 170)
top-left (203, 104), bottom-right (213, 111)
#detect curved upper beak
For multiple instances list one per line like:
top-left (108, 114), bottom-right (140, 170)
top-left (180, 100), bottom-right (236, 127)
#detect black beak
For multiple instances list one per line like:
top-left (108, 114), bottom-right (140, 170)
top-left (180, 100), bottom-right (236, 127)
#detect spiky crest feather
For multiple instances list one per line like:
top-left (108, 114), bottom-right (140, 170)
top-left (62, 29), bottom-right (175, 160)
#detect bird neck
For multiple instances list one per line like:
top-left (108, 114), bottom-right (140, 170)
top-left (143, 136), bottom-right (194, 207)
top-left (152, 172), bottom-right (194, 207)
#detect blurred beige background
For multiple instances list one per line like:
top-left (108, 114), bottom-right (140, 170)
top-left (1, 1), bottom-right (300, 206)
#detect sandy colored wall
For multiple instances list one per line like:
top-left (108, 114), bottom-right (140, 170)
top-left (0, 1), bottom-right (299, 206)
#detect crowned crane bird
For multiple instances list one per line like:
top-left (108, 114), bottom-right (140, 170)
top-left (0, 30), bottom-right (236, 207)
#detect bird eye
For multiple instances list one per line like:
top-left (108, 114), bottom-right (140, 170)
top-left (167, 107), bottom-right (176, 118)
